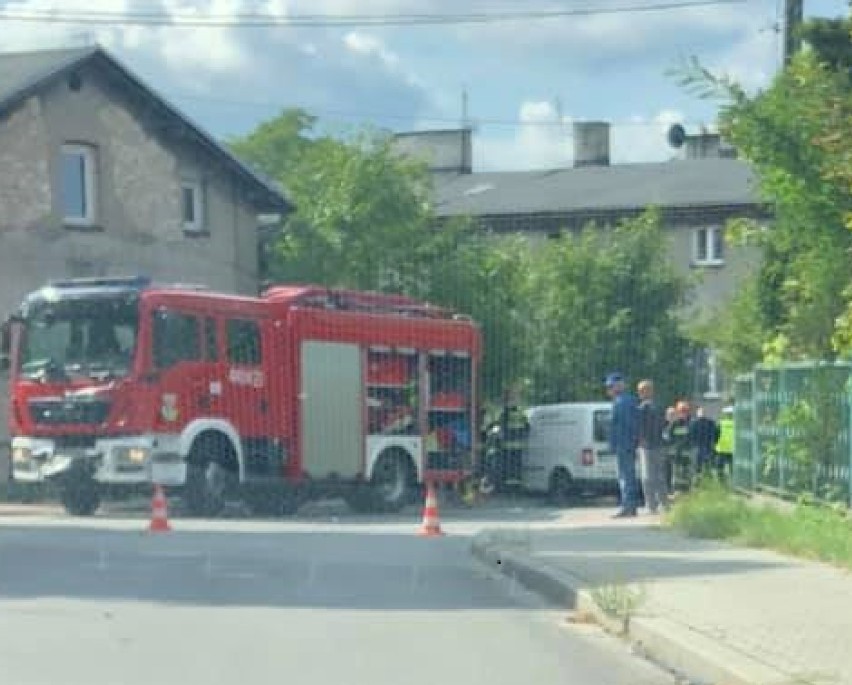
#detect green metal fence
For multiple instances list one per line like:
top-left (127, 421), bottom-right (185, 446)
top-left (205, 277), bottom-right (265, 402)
top-left (733, 362), bottom-right (852, 504)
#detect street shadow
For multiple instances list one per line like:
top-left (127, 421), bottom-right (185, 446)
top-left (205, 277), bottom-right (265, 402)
top-left (0, 524), bottom-right (528, 612)
top-left (93, 493), bottom-right (572, 526)
top-left (480, 524), bottom-right (793, 587)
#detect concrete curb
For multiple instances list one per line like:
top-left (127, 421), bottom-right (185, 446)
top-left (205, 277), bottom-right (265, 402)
top-left (470, 534), bottom-right (797, 685)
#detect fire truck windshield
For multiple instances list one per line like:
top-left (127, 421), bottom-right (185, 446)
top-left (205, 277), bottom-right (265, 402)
top-left (17, 296), bottom-right (139, 381)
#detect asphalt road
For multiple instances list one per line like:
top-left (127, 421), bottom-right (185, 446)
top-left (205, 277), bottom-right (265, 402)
top-left (0, 505), bottom-right (672, 685)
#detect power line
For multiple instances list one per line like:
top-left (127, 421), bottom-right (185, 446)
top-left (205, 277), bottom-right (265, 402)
top-left (168, 91), bottom-right (707, 131)
top-left (0, 0), bottom-right (750, 28)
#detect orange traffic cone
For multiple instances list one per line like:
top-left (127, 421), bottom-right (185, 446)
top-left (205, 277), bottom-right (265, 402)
top-left (418, 482), bottom-right (444, 537)
top-left (148, 484), bottom-right (172, 533)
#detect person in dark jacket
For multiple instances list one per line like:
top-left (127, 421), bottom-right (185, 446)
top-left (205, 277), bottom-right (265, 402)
top-left (637, 380), bottom-right (670, 513)
top-left (689, 406), bottom-right (720, 479)
top-left (605, 372), bottom-right (639, 517)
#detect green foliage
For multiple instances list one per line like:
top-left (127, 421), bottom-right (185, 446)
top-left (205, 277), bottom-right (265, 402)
top-left (667, 478), bottom-right (750, 538)
top-left (799, 14), bottom-right (852, 75)
top-left (668, 481), bottom-right (852, 568)
top-left (231, 110), bottom-right (694, 405)
top-left (673, 31), bottom-right (852, 367)
top-left (773, 367), bottom-right (849, 500)
top-left (524, 210), bottom-right (693, 405)
top-left (690, 272), bottom-right (765, 377)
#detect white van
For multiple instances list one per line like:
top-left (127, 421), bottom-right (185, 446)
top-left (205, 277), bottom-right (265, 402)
top-left (521, 402), bottom-right (618, 502)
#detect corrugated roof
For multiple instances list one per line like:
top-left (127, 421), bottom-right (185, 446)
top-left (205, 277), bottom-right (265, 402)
top-left (432, 158), bottom-right (762, 217)
top-left (0, 45), bottom-right (290, 213)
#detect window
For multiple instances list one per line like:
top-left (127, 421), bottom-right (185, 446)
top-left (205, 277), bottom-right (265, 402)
top-left (181, 181), bottom-right (205, 232)
top-left (204, 317), bottom-right (218, 361)
top-left (227, 319), bottom-right (261, 365)
top-left (61, 143), bottom-right (97, 226)
top-left (152, 310), bottom-right (200, 369)
top-left (693, 226), bottom-right (724, 265)
top-left (593, 410), bottom-right (612, 444)
top-left (695, 347), bottom-right (724, 399)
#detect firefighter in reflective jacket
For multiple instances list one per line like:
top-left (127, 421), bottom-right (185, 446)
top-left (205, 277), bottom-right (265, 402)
top-left (715, 406), bottom-right (734, 480)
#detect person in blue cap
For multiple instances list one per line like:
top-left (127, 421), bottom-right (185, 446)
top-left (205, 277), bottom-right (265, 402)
top-left (605, 372), bottom-right (639, 517)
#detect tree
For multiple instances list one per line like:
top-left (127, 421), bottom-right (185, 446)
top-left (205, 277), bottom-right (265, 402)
top-left (799, 14), bottom-right (852, 76)
top-left (674, 8), bottom-right (852, 370)
top-left (230, 110), bottom-right (530, 400)
top-left (523, 209), bottom-right (693, 406)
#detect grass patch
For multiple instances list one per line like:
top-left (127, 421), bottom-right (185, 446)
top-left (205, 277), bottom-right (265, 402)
top-left (666, 479), bottom-right (852, 569)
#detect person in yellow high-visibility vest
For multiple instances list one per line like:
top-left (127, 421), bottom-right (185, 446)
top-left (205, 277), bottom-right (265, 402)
top-left (715, 406), bottom-right (734, 481)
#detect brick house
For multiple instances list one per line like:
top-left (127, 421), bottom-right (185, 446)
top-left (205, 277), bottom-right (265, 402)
top-left (0, 45), bottom-right (290, 312)
top-left (395, 126), bottom-right (772, 409)
top-left (0, 45), bottom-right (291, 453)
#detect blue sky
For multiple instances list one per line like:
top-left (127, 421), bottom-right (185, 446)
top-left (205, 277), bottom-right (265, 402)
top-left (1, 0), bottom-right (849, 170)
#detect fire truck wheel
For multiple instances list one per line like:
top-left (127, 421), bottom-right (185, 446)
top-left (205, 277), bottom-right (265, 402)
top-left (59, 474), bottom-right (101, 516)
top-left (184, 434), bottom-right (237, 517)
top-left (347, 449), bottom-right (414, 514)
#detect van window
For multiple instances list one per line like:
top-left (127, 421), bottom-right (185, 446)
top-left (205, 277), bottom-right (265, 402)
top-left (152, 310), bottom-right (200, 369)
top-left (593, 410), bottom-right (611, 444)
top-left (227, 318), bottom-right (261, 365)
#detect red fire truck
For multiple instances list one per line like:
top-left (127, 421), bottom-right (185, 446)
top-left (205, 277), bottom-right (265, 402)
top-left (4, 277), bottom-right (481, 516)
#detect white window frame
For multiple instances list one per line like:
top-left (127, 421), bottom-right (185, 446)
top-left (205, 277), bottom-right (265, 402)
top-left (181, 181), bottom-right (205, 233)
top-left (61, 143), bottom-right (97, 227)
top-left (692, 226), bottom-right (724, 266)
top-left (704, 348), bottom-right (722, 399)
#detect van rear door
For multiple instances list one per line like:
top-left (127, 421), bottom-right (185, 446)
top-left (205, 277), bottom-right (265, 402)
top-left (589, 408), bottom-right (617, 481)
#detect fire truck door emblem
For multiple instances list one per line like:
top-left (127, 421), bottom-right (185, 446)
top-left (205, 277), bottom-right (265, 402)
top-left (160, 394), bottom-right (179, 422)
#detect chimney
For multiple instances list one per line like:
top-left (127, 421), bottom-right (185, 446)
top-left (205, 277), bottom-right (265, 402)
top-left (573, 121), bottom-right (611, 168)
top-left (685, 133), bottom-right (722, 159)
top-left (392, 128), bottom-right (473, 174)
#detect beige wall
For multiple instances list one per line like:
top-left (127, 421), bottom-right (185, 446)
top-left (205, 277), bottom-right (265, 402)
top-left (0, 64), bottom-right (261, 319)
top-left (667, 222), bottom-right (762, 322)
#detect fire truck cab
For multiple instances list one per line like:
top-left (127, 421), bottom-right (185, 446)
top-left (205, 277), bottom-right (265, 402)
top-left (6, 277), bottom-right (481, 517)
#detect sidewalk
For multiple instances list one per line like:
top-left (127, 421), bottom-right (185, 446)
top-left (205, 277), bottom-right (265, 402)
top-left (471, 511), bottom-right (852, 685)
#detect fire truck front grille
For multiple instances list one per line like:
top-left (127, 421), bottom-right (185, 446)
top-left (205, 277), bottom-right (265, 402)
top-left (28, 399), bottom-right (111, 426)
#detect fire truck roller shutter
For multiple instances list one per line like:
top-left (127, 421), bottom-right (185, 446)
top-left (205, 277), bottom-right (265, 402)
top-left (300, 341), bottom-right (363, 479)
top-left (182, 421), bottom-right (242, 518)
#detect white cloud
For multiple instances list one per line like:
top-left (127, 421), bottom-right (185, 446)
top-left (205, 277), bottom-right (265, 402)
top-left (344, 31), bottom-right (400, 67)
top-left (0, 0), bottom-right (249, 76)
top-left (452, 2), bottom-right (770, 63)
top-left (474, 100), bottom-right (571, 171)
top-left (706, 21), bottom-right (781, 93)
top-left (475, 101), bottom-right (689, 171)
top-left (342, 30), bottom-right (425, 90)
top-left (155, 0), bottom-right (249, 75)
top-left (611, 109), bottom-right (686, 164)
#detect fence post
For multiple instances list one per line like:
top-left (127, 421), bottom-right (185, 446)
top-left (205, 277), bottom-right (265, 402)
top-left (848, 374), bottom-right (852, 507)
top-left (778, 366), bottom-right (786, 493)
top-left (751, 372), bottom-right (759, 491)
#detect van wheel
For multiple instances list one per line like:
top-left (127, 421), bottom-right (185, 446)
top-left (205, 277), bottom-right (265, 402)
top-left (548, 468), bottom-right (576, 506)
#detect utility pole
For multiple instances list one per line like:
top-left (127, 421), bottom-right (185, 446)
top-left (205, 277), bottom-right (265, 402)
top-left (461, 87), bottom-right (469, 129)
top-left (783, 0), bottom-right (804, 66)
